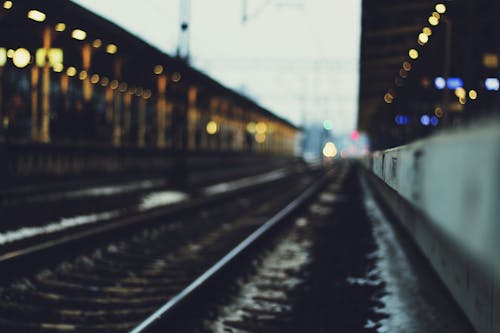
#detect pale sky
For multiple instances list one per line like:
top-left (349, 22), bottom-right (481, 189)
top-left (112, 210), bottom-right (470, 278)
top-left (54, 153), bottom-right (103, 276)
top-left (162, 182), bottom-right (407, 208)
top-left (72, 0), bottom-right (361, 132)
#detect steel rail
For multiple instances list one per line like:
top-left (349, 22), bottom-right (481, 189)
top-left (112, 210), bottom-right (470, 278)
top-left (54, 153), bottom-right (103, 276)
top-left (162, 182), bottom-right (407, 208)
top-left (130, 170), bottom-right (331, 333)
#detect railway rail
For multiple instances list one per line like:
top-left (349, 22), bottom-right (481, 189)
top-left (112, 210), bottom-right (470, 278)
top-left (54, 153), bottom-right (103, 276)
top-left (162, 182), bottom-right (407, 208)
top-left (0, 165), bottom-right (325, 332)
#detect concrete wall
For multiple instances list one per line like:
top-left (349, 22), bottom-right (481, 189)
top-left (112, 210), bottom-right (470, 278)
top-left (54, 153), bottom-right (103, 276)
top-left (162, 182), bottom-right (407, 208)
top-left (360, 121), bottom-right (500, 333)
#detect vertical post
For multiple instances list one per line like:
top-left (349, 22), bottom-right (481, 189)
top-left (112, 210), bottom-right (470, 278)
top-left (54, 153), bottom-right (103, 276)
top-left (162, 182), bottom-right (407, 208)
top-left (82, 43), bottom-right (92, 102)
top-left (105, 87), bottom-right (113, 123)
top-left (242, 0), bottom-right (248, 23)
top-left (112, 59), bottom-right (122, 146)
top-left (209, 97), bottom-right (219, 150)
top-left (31, 66), bottom-right (40, 141)
top-left (178, 0), bottom-right (191, 61)
top-left (40, 26), bottom-right (51, 143)
top-left (60, 73), bottom-right (69, 139)
top-left (219, 101), bottom-right (228, 150)
top-left (187, 86), bottom-right (197, 150)
top-left (156, 73), bottom-right (167, 148)
top-left (123, 92), bottom-right (132, 142)
top-left (138, 96), bottom-right (146, 147)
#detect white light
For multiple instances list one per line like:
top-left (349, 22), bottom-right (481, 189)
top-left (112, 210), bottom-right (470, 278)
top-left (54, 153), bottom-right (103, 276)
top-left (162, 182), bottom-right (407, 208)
top-left (409, 49), bottom-right (419, 60)
top-left (27, 10), bottom-right (46, 22)
top-left (0, 48), bottom-right (6, 66)
top-left (418, 33), bottom-right (429, 45)
top-left (12, 48), bottom-right (31, 68)
top-left (485, 78), bottom-right (499, 91)
top-left (435, 4), bottom-right (446, 14)
top-left (322, 142), bottom-right (338, 158)
top-left (72, 29), bottom-right (87, 41)
top-left (434, 77), bottom-right (446, 89)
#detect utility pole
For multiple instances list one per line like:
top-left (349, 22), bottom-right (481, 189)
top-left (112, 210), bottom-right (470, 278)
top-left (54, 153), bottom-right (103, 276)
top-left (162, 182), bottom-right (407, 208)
top-left (177, 0), bottom-right (191, 62)
top-left (242, 0), bottom-right (248, 23)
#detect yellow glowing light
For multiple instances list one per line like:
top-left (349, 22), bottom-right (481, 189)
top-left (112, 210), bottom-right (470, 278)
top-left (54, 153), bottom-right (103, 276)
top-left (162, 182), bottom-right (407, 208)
top-left (459, 97), bottom-right (466, 105)
top-left (79, 70), bottom-right (88, 80)
top-left (409, 49), bottom-right (419, 60)
top-left (255, 121), bottom-right (267, 134)
top-left (206, 121), bottom-right (218, 135)
top-left (422, 27), bottom-right (432, 36)
top-left (469, 90), bottom-right (478, 100)
top-left (434, 107), bottom-right (443, 118)
top-left (0, 48), bottom-right (6, 66)
top-left (53, 63), bottom-right (64, 72)
top-left (482, 53), bottom-right (498, 68)
top-left (435, 4), bottom-right (446, 14)
top-left (12, 48), bottom-right (31, 68)
top-left (322, 142), bottom-right (338, 158)
top-left (92, 39), bottom-right (102, 48)
top-left (66, 66), bottom-right (77, 77)
top-left (403, 61), bottom-right (412, 71)
top-left (384, 93), bottom-right (394, 104)
top-left (72, 29), bottom-right (87, 41)
top-left (143, 89), bottom-right (152, 99)
top-left (106, 44), bottom-right (118, 54)
top-left (100, 77), bottom-right (109, 87)
top-left (246, 122), bottom-right (256, 133)
top-left (110, 80), bottom-right (119, 90)
top-left (90, 74), bottom-right (100, 84)
top-left (154, 65), bottom-right (164, 75)
top-left (454, 87), bottom-right (466, 98)
top-left (7, 49), bottom-right (14, 58)
top-left (119, 82), bottom-right (127, 92)
top-left (55, 23), bottom-right (66, 32)
top-left (128, 87), bottom-right (136, 95)
top-left (172, 72), bottom-right (181, 82)
top-left (27, 10), bottom-right (46, 22)
top-left (255, 133), bottom-right (266, 143)
top-left (432, 12), bottom-right (441, 19)
top-left (3, 1), bottom-right (13, 9)
top-left (36, 48), bottom-right (63, 67)
top-left (418, 33), bottom-right (429, 45)
top-left (428, 16), bottom-right (439, 26)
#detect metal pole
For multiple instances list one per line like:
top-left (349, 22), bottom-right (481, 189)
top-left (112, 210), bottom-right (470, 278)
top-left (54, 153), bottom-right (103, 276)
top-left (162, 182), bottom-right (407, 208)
top-left (187, 86), bottom-right (197, 150)
top-left (31, 65), bottom-right (39, 141)
top-left (138, 97), bottom-right (146, 147)
top-left (40, 26), bottom-right (51, 143)
top-left (82, 43), bottom-right (93, 102)
top-left (242, 0), bottom-right (248, 23)
top-left (156, 74), bottom-right (167, 148)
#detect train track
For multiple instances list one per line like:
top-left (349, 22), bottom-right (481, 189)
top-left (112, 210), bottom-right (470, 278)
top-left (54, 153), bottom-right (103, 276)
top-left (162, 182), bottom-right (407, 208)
top-left (129, 164), bottom-right (349, 333)
top-left (0, 166), bottom-right (325, 332)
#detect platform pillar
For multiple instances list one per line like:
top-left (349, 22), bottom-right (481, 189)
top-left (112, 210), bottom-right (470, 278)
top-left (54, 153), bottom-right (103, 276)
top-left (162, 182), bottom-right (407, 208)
top-left (112, 59), bottom-right (122, 146)
top-left (123, 92), bottom-right (132, 142)
top-left (187, 86), bottom-right (198, 150)
top-left (138, 97), bottom-right (146, 147)
top-left (30, 66), bottom-right (39, 141)
top-left (156, 73), bottom-right (167, 148)
top-left (40, 26), bottom-right (51, 143)
top-left (82, 43), bottom-right (92, 102)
